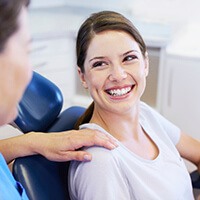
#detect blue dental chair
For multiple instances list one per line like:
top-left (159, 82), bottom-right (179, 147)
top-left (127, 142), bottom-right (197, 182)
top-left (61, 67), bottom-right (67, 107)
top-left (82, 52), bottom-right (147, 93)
top-left (11, 71), bottom-right (200, 200)
top-left (12, 71), bottom-right (85, 200)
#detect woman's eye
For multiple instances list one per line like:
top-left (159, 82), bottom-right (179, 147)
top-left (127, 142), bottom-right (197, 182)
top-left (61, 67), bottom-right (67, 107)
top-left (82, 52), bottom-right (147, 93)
top-left (123, 55), bottom-right (137, 62)
top-left (92, 61), bottom-right (106, 68)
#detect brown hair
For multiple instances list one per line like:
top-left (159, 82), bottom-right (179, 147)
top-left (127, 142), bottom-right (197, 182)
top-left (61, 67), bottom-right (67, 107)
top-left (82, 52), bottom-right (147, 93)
top-left (0, 0), bottom-right (30, 52)
top-left (76, 10), bottom-right (146, 73)
top-left (75, 10), bottom-right (147, 129)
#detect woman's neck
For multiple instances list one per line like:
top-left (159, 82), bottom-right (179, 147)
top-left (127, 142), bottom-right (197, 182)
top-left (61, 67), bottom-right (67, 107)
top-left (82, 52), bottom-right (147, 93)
top-left (90, 103), bottom-right (159, 160)
top-left (90, 104), bottom-right (141, 141)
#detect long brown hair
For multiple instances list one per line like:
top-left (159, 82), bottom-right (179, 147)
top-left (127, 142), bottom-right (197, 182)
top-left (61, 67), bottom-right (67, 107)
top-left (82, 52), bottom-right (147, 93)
top-left (75, 10), bottom-right (147, 129)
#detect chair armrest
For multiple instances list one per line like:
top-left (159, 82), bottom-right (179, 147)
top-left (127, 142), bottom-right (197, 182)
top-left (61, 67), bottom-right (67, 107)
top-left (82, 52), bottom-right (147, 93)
top-left (13, 155), bottom-right (70, 200)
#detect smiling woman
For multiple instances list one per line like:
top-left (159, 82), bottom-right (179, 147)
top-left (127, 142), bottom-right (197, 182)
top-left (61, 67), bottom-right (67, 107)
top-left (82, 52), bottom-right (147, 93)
top-left (78, 30), bottom-right (148, 112)
top-left (68, 10), bottom-right (200, 200)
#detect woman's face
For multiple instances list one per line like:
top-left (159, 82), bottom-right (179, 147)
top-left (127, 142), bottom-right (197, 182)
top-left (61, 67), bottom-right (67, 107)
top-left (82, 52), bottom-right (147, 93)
top-left (78, 30), bottom-right (149, 114)
top-left (0, 7), bottom-right (32, 125)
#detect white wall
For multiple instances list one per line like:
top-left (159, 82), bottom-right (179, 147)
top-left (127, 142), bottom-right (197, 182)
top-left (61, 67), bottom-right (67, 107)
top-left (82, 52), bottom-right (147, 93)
top-left (130, 0), bottom-right (200, 26)
top-left (30, 0), bottom-right (200, 35)
top-left (30, 0), bottom-right (132, 12)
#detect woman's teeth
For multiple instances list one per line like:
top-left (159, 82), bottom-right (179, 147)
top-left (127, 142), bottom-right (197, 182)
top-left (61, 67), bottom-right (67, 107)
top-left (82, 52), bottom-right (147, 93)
top-left (107, 87), bottom-right (132, 96)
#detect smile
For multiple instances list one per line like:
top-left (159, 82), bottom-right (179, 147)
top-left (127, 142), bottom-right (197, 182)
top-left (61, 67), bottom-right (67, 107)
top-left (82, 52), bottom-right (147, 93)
top-left (106, 86), bottom-right (133, 96)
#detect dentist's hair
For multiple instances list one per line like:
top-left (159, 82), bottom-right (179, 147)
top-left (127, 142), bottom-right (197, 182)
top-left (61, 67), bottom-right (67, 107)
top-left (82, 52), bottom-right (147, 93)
top-left (0, 0), bottom-right (30, 52)
top-left (76, 10), bottom-right (147, 73)
top-left (75, 10), bottom-right (147, 128)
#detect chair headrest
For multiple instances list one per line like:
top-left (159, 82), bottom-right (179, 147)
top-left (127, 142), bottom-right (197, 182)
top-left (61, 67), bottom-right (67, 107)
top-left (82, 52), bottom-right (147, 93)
top-left (13, 71), bottom-right (63, 133)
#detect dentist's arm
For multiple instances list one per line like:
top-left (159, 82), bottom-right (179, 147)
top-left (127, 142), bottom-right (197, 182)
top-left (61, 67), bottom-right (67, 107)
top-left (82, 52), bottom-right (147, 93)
top-left (0, 129), bottom-right (118, 163)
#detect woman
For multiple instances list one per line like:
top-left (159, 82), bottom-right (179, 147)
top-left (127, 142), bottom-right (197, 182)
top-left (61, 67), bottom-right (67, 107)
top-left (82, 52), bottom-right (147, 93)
top-left (69, 11), bottom-right (200, 199)
top-left (0, 1), bottom-right (117, 198)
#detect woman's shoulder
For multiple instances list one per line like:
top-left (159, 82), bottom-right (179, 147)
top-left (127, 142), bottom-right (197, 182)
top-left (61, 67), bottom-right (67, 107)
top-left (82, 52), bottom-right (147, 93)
top-left (69, 146), bottom-right (125, 199)
top-left (139, 101), bottom-right (156, 113)
top-left (139, 101), bottom-right (165, 121)
top-left (69, 145), bottom-right (119, 189)
top-left (74, 145), bottom-right (117, 169)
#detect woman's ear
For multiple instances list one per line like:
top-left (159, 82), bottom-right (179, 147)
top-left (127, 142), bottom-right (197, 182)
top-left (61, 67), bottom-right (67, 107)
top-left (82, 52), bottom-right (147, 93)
top-left (144, 52), bottom-right (149, 77)
top-left (77, 67), bottom-right (88, 89)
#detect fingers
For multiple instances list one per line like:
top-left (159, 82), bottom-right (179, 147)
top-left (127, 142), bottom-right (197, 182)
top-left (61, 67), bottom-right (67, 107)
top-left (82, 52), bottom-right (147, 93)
top-left (41, 129), bottom-right (119, 162)
top-left (90, 131), bottom-right (118, 150)
top-left (51, 151), bottom-right (93, 162)
top-left (72, 129), bottom-right (118, 150)
top-left (68, 151), bottom-right (92, 162)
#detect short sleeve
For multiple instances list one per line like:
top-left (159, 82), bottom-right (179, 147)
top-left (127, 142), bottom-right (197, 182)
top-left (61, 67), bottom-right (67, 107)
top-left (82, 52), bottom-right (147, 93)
top-left (156, 112), bottom-right (181, 145)
top-left (140, 102), bottom-right (181, 145)
top-left (68, 146), bottom-right (131, 200)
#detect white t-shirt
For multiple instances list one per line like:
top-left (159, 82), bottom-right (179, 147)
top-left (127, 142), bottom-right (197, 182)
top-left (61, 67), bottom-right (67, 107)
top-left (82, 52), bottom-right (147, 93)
top-left (69, 102), bottom-right (194, 200)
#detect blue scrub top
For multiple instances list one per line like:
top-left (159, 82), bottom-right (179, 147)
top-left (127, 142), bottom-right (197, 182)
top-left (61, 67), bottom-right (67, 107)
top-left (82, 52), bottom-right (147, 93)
top-left (0, 153), bottom-right (29, 200)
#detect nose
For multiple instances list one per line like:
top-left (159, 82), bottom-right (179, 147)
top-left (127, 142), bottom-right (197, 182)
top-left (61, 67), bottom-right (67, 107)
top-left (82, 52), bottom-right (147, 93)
top-left (109, 65), bottom-right (127, 82)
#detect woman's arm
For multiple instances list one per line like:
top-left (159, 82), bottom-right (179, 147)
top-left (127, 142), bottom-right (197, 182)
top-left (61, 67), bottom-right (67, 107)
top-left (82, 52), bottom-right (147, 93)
top-left (69, 146), bottom-right (129, 200)
top-left (0, 129), bottom-right (118, 163)
top-left (176, 131), bottom-right (200, 172)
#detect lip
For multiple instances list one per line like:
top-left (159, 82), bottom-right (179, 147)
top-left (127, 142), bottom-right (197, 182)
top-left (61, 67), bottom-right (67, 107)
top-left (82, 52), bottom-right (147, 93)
top-left (105, 84), bottom-right (133, 91)
top-left (105, 84), bottom-right (135, 99)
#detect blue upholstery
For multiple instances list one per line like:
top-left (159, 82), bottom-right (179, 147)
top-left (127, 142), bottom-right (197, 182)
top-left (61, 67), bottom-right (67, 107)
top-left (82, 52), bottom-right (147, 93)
top-left (48, 106), bottom-right (85, 133)
top-left (13, 107), bottom-right (85, 200)
top-left (13, 71), bottom-right (63, 133)
top-left (13, 155), bottom-right (69, 200)
top-left (12, 71), bottom-right (86, 200)
top-left (191, 170), bottom-right (200, 188)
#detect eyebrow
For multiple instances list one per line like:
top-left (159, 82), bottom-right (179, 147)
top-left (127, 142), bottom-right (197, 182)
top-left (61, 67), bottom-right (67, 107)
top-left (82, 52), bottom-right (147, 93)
top-left (89, 50), bottom-right (139, 62)
top-left (123, 50), bottom-right (138, 56)
top-left (89, 56), bottom-right (105, 62)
